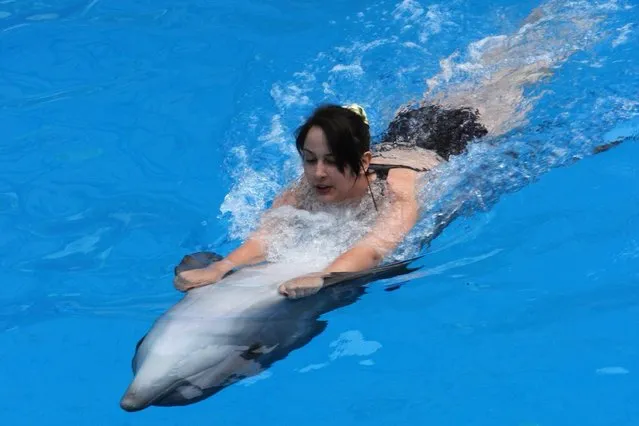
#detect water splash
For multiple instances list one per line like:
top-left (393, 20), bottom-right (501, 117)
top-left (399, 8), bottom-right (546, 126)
top-left (220, 0), bottom-right (635, 268)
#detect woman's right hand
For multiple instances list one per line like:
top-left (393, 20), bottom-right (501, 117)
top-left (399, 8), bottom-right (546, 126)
top-left (173, 261), bottom-right (233, 292)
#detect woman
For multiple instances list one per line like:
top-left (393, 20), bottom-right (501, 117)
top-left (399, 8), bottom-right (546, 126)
top-left (173, 102), bottom-right (488, 299)
top-left (174, 2), bottom-right (618, 298)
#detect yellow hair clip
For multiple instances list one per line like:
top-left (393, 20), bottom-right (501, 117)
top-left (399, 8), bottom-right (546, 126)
top-left (343, 103), bottom-right (369, 126)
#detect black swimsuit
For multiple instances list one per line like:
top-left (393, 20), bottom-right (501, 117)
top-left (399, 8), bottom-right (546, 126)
top-left (377, 104), bottom-right (488, 161)
top-left (366, 104), bottom-right (488, 206)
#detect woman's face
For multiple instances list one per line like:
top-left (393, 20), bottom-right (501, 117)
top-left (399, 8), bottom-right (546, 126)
top-left (302, 126), bottom-right (367, 203)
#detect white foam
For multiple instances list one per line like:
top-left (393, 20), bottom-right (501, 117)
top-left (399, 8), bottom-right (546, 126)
top-left (293, 71), bottom-right (316, 83)
top-left (297, 363), bottom-right (329, 373)
top-left (257, 114), bottom-right (287, 146)
top-left (612, 23), bottom-right (633, 47)
top-left (596, 367), bottom-right (629, 375)
top-left (322, 82), bottom-right (334, 95)
top-left (402, 41), bottom-right (420, 48)
top-left (270, 83), bottom-right (310, 109)
top-left (392, 0), bottom-right (424, 22)
top-left (26, 13), bottom-right (59, 21)
top-left (330, 63), bottom-right (365, 76)
top-left (596, 96), bottom-right (639, 121)
top-left (259, 200), bottom-right (379, 265)
top-left (392, 1), bottom-right (449, 43)
top-left (336, 38), bottom-right (393, 54)
top-left (219, 147), bottom-right (283, 240)
top-left (240, 370), bottom-right (273, 386)
top-left (419, 5), bottom-right (448, 42)
top-left (329, 330), bottom-right (382, 361)
top-left (619, 240), bottom-right (639, 260)
top-left (597, 0), bottom-right (622, 11)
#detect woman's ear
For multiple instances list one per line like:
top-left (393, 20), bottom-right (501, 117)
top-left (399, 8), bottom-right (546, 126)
top-left (360, 151), bottom-right (372, 174)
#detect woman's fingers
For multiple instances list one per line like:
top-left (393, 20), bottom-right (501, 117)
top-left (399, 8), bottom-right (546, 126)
top-left (174, 272), bottom-right (202, 292)
top-left (174, 266), bottom-right (228, 292)
top-left (173, 276), bottom-right (186, 292)
top-left (278, 274), bottom-right (325, 299)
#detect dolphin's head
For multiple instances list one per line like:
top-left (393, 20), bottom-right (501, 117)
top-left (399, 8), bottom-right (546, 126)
top-left (120, 340), bottom-right (268, 412)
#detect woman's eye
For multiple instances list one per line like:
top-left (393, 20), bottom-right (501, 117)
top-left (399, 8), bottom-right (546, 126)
top-left (304, 158), bottom-right (317, 164)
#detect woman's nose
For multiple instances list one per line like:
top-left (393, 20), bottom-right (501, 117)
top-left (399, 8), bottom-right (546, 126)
top-left (314, 161), bottom-right (328, 177)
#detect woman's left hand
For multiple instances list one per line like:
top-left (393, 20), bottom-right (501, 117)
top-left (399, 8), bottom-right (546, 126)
top-left (278, 272), bottom-right (328, 299)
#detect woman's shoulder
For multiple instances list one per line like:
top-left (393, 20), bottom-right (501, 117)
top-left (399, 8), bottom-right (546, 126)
top-left (272, 178), bottom-right (305, 209)
top-left (385, 167), bottom-right (419, 200)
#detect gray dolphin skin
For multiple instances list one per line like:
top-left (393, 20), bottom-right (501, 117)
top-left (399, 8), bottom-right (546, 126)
top-left (120, 252), bottom-right (420, 412)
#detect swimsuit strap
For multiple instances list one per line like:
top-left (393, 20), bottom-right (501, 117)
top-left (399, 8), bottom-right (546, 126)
top-left (368, 163), bottom-right (427, 180)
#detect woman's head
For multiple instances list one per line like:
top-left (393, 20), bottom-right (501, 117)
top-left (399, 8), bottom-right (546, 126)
top-left (295, 104), bottom-right (372, 203)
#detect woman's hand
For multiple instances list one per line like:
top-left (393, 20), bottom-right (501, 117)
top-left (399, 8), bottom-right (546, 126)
top-left (173, 261), bottom-right (233, 292)
top-left (278, 272), bottom-right (328, 299)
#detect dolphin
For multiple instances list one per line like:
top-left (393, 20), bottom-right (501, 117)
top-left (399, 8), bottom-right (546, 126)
top-left (119, 251), bottom-right (421, 412)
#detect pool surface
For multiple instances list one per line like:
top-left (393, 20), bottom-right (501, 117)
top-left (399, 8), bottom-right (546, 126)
top-left (1, 0), bottom-right (638, 424)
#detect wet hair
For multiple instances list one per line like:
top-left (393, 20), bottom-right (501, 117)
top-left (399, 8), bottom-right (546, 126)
top-left (380, 105), bottom-right (488, 160)
top-left (295, 104), bottom-right (371, 176)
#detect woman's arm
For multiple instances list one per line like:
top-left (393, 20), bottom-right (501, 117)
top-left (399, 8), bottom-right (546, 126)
top-left (223, 186), bottom-right (298, 268)
top-left (278, 169), bottom-right (420, 298)
top-left (174, 185), bottom-right (298, 291)
top-left (324, 168), bottom-right (419, 273)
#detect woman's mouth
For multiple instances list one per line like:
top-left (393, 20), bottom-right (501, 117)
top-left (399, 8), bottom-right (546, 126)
top-left (315, 185), bottom-right (332, 195)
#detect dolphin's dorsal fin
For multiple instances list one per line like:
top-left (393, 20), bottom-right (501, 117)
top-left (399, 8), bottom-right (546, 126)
top-left (174, 251), bottom-right (224, 275)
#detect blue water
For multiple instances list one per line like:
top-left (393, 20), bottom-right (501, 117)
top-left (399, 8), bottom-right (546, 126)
top-left (1, 0), bottom-right (638, 425)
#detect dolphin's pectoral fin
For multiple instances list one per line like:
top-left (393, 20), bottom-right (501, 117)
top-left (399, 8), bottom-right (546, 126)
top-left (241, 341), bottom-right (282, 361)
top-left (242, 342), bottom-right (280, 360)
top-left (241, 343), bottom-right (264, 360)
top-left (174, 251), bottom-right (225, 276)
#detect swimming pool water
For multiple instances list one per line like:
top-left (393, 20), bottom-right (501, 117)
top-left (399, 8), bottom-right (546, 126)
top-left (1, 0), bottom-right (637, 425)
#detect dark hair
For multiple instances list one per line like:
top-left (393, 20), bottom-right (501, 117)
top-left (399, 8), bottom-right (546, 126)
top-left (295, 104), bottom-right (371, 176)
top-left (380, 105), bottom-right (488, 160)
